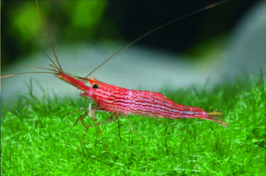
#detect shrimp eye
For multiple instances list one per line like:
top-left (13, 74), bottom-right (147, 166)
top-left (92, 83), bottom-right (99, 89)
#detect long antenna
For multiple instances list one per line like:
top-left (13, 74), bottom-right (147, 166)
top-left (1, 72), bottom-right (54, 79)
top-left (24, 25), bottom-right (59, 71)
top-left (35, 0), bottom-right (63, 72)
top-left (3, 65), bottom-right (56, 72)
top-left (85, 0), bottom-right (228, 78)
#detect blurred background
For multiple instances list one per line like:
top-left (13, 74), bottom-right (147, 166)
top-left (1, 1), bottom-right (266, 104)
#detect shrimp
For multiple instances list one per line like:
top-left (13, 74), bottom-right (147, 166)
top-left (60, 75), bottom-right (227, 127)
top-left (1, 0), bottom-right (228, 137)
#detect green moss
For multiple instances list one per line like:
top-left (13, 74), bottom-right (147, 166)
top-left (1, 75), bottom-right (265, 175)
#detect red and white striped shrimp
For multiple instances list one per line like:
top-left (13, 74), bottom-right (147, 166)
top-left (59, 74), bottom-right (227, 127)
top-left (1, 0), bottom-right (228, 134)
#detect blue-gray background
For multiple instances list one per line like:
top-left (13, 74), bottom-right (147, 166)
top-left (1, 1), bottom-right (265, 105)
